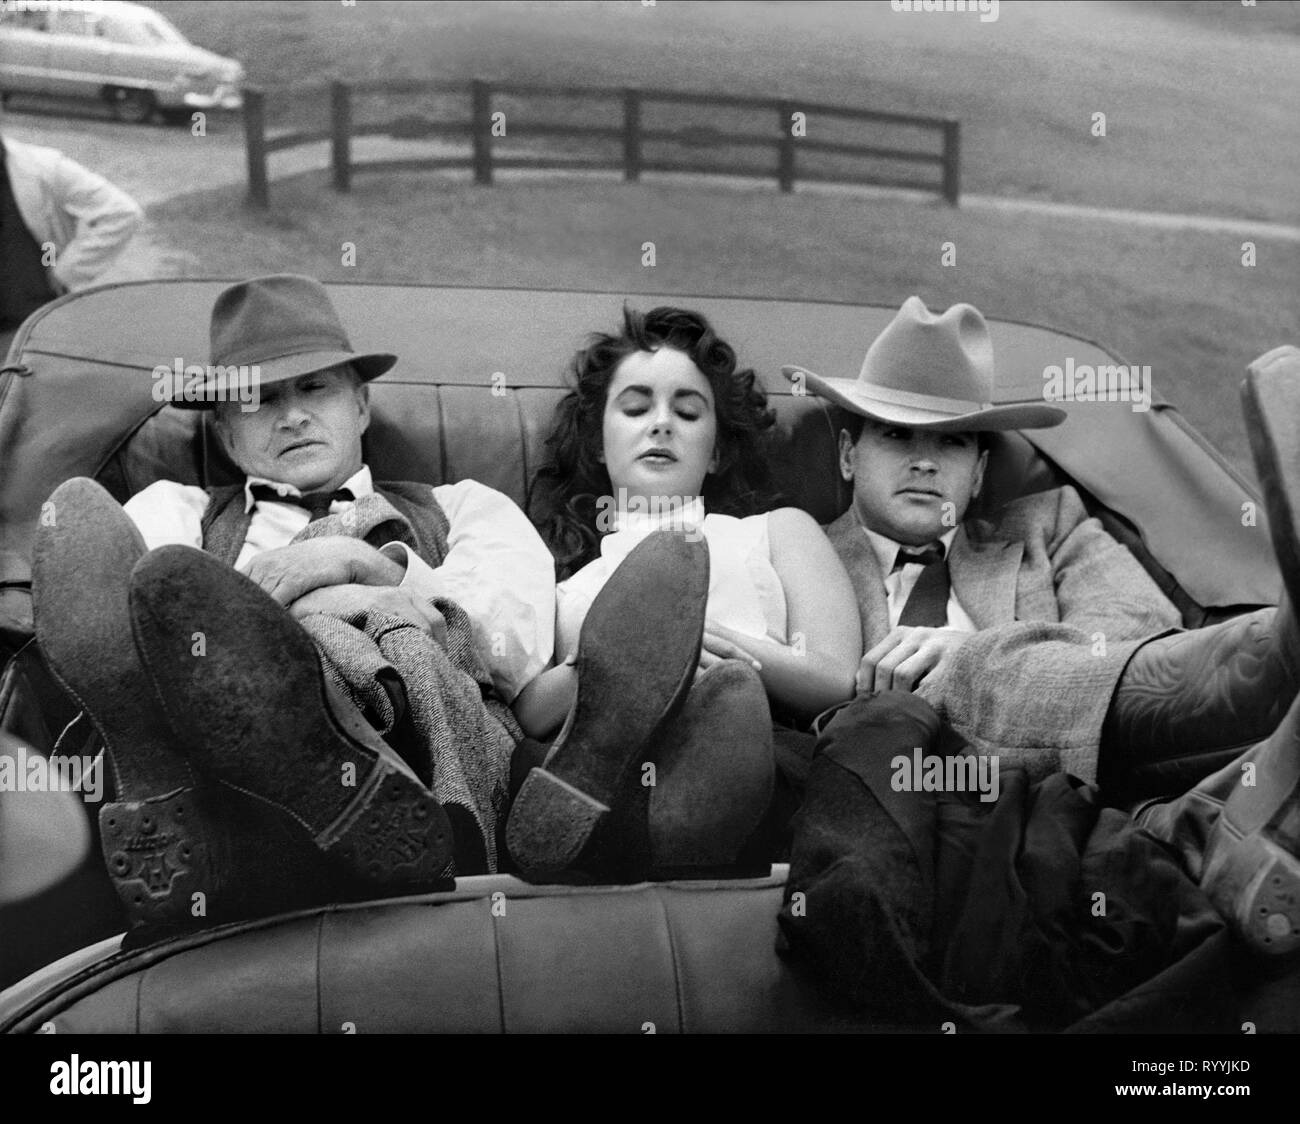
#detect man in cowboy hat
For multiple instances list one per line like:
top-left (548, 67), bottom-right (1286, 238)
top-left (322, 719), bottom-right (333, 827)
top-left (786, 296), bottom-right (1297, 793)
top-left (30, 273), bottom-right (562, 936)
top-left (775, 307), bottom-right (1300, 1022)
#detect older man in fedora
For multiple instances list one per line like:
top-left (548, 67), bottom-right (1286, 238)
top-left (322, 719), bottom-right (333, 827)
top-left (774, 298), bottom-right (1300, 1026)
top-left (30, 274), bottom-right (561, 936)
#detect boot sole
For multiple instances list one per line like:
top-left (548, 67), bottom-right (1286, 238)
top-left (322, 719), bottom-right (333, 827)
top-left (507, 530), bottom-right (709, 878)
top-left (129, 545), bottom-right (452, 890)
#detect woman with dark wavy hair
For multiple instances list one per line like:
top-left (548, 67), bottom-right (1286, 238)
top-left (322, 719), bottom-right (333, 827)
top-left (505, 306), bottom-right (860, 882)
top-left (529, 305), bottom-right (781, 581)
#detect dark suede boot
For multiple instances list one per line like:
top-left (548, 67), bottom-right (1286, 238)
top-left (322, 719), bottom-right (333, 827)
top-left (643, 659), bottom-right (775, 879)
top-left (129, 543), bottom-right (453, 894)
top-left (32, 478), bottom-right (331, 937)
top-left (506, 529), bottom-right (709, 881)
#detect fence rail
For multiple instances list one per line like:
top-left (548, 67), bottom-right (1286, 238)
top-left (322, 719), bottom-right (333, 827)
top-left (243, 79), bottom-right (960, 208)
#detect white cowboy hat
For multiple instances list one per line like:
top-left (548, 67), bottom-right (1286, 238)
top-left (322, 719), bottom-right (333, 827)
top-left (783, 295), bottom-right (1066, 432)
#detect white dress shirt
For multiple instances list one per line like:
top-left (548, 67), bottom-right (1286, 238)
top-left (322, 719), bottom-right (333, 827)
top-left (3, 138), bottom-right (142, 293)
top-left (860, 525), bottom-right (978, 633)
top-left (554, 497), bottom-right (787, 660)
top-left (123, 466), bottom-right (555, 702)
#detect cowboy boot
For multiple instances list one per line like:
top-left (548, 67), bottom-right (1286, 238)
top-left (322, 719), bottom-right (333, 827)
top-left (32, 478), bottom-right (330, 937)
top-left (1136, 695), bottom-right (1300, 957)
top-left (1107, 349), bottom-right (1300, 777)
top-left (1105, 600), bottom-right (1299, 771)
top-left (506, 529), bottom-right (709, 881)
top-left (128, 543), bottom-right (453, 893)
top-left (1136, 348), bottom-right (1300, 956)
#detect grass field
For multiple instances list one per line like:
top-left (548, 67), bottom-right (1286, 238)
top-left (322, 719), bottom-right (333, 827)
top-left (149, 0), bottom-right (1300, 222)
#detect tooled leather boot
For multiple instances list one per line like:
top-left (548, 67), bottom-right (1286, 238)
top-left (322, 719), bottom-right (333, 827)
top-left (1106, 348), bottom-right (1300, 779)
top-left (1106, 599), bottom-right (1299, 770)
top-left (33, 478), bottom-right (332, 939)
top-left (1135, 347), bottom-right (1300, 956)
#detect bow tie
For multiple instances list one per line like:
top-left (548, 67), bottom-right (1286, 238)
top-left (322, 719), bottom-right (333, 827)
top-left (891, 543), bottom-right (946, 572)
top-left (251, 485), bottom-right (355, 521)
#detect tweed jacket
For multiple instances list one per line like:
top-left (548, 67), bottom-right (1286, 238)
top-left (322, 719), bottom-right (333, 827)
top-left (827, 484), bottom-right (1182, 782)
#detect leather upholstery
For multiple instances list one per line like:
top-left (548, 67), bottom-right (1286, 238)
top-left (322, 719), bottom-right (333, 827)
top-left (0, 281), bottom-right (1283, 1032)
top-left (1, 871), bottom-right (891, 1033)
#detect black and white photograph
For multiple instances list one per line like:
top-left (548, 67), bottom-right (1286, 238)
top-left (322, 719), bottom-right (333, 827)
top-left (0, 0), bottom-right (1297, 1089)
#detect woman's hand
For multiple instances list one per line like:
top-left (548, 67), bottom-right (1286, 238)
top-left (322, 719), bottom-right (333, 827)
top-left (855, 626), bottom-right (970, 694)
top-left (698, 619), bottom-right (763, 678)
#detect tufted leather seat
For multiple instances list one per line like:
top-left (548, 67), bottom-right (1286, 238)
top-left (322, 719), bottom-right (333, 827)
top-left (0, 281), bottom-right (1283, 1032)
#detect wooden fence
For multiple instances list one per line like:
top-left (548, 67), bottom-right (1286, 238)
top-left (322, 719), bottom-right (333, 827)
top-left (244, 79), bottom-right (960, 209)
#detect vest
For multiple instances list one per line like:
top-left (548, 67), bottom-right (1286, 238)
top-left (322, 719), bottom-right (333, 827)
top-left (0, 148), bottom-right (56, 331)
top-left (199, 480), bottom-right (453, 571)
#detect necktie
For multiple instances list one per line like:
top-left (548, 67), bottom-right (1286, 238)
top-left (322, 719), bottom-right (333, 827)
top-left (894, 542), bottom-right (950, 627)
top-left (251, 485), bottom-right (354, 521)
top-left (891, 544), bottom-right (945, 572)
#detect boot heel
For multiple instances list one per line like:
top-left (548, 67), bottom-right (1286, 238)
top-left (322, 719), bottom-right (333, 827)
top-left (1206, 833), bottom-right (1300, 957)
top-left (506, 767), bottom-right (609, 879)
top-left (322, 764), bottom-right (452, 887)
top-left (100, 790), bottom-right (216, 932)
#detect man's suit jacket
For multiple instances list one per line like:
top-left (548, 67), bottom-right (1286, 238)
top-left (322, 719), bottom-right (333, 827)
top-left (827, 485), bottom-right (1182, 782)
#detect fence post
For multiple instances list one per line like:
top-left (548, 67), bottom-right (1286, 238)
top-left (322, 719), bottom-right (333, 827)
top-left (777, 101), bottom-right (795, 193)
top-left (942, 119), bottom-right (960, 205)
top-left (471, 79), bottom-right (493, 185)
top-left (623, 88), bottom-right (642, 182)
top-left (331, 81), bottom-right (352, 193)
top-left (243, 87), bottom-right (268, 208)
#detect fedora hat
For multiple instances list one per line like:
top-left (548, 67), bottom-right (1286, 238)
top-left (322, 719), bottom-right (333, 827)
top-left (169, 274), bottom-right (397, 409)
top-left (783, 295), bottom-right (1065, 432)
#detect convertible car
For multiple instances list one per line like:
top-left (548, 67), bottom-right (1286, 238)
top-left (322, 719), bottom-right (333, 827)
top-left (0, 280), bottom-right (1295, 1033)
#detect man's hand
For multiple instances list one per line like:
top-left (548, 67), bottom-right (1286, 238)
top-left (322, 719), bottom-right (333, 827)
top-left (856, 627), bottom-right (970, 694)
top-left (240, 537), bottom-right (406, 605)
top-left (288, 584), bottom-right (448, 646)
top-left (697, 618), bottom-right (763, 680)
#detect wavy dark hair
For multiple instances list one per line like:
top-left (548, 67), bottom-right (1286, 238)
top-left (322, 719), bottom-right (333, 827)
top-left (529, 305), bottom-right (779, 579)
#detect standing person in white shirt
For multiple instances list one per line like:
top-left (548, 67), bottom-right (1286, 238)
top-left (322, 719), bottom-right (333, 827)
top-left (30, 274), bottom-right (558, 938)
top-left (0, 131), bottom-right (142, 355)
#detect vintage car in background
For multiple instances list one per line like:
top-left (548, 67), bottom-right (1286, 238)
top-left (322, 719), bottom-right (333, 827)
top-left (0, 0), bottom-right (242, 123)
top-left (0, 279), bottom-right (1296, 1032)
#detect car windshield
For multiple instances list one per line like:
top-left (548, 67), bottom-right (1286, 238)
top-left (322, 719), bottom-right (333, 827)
top-left (106, 10), bottom-right (189, 47)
